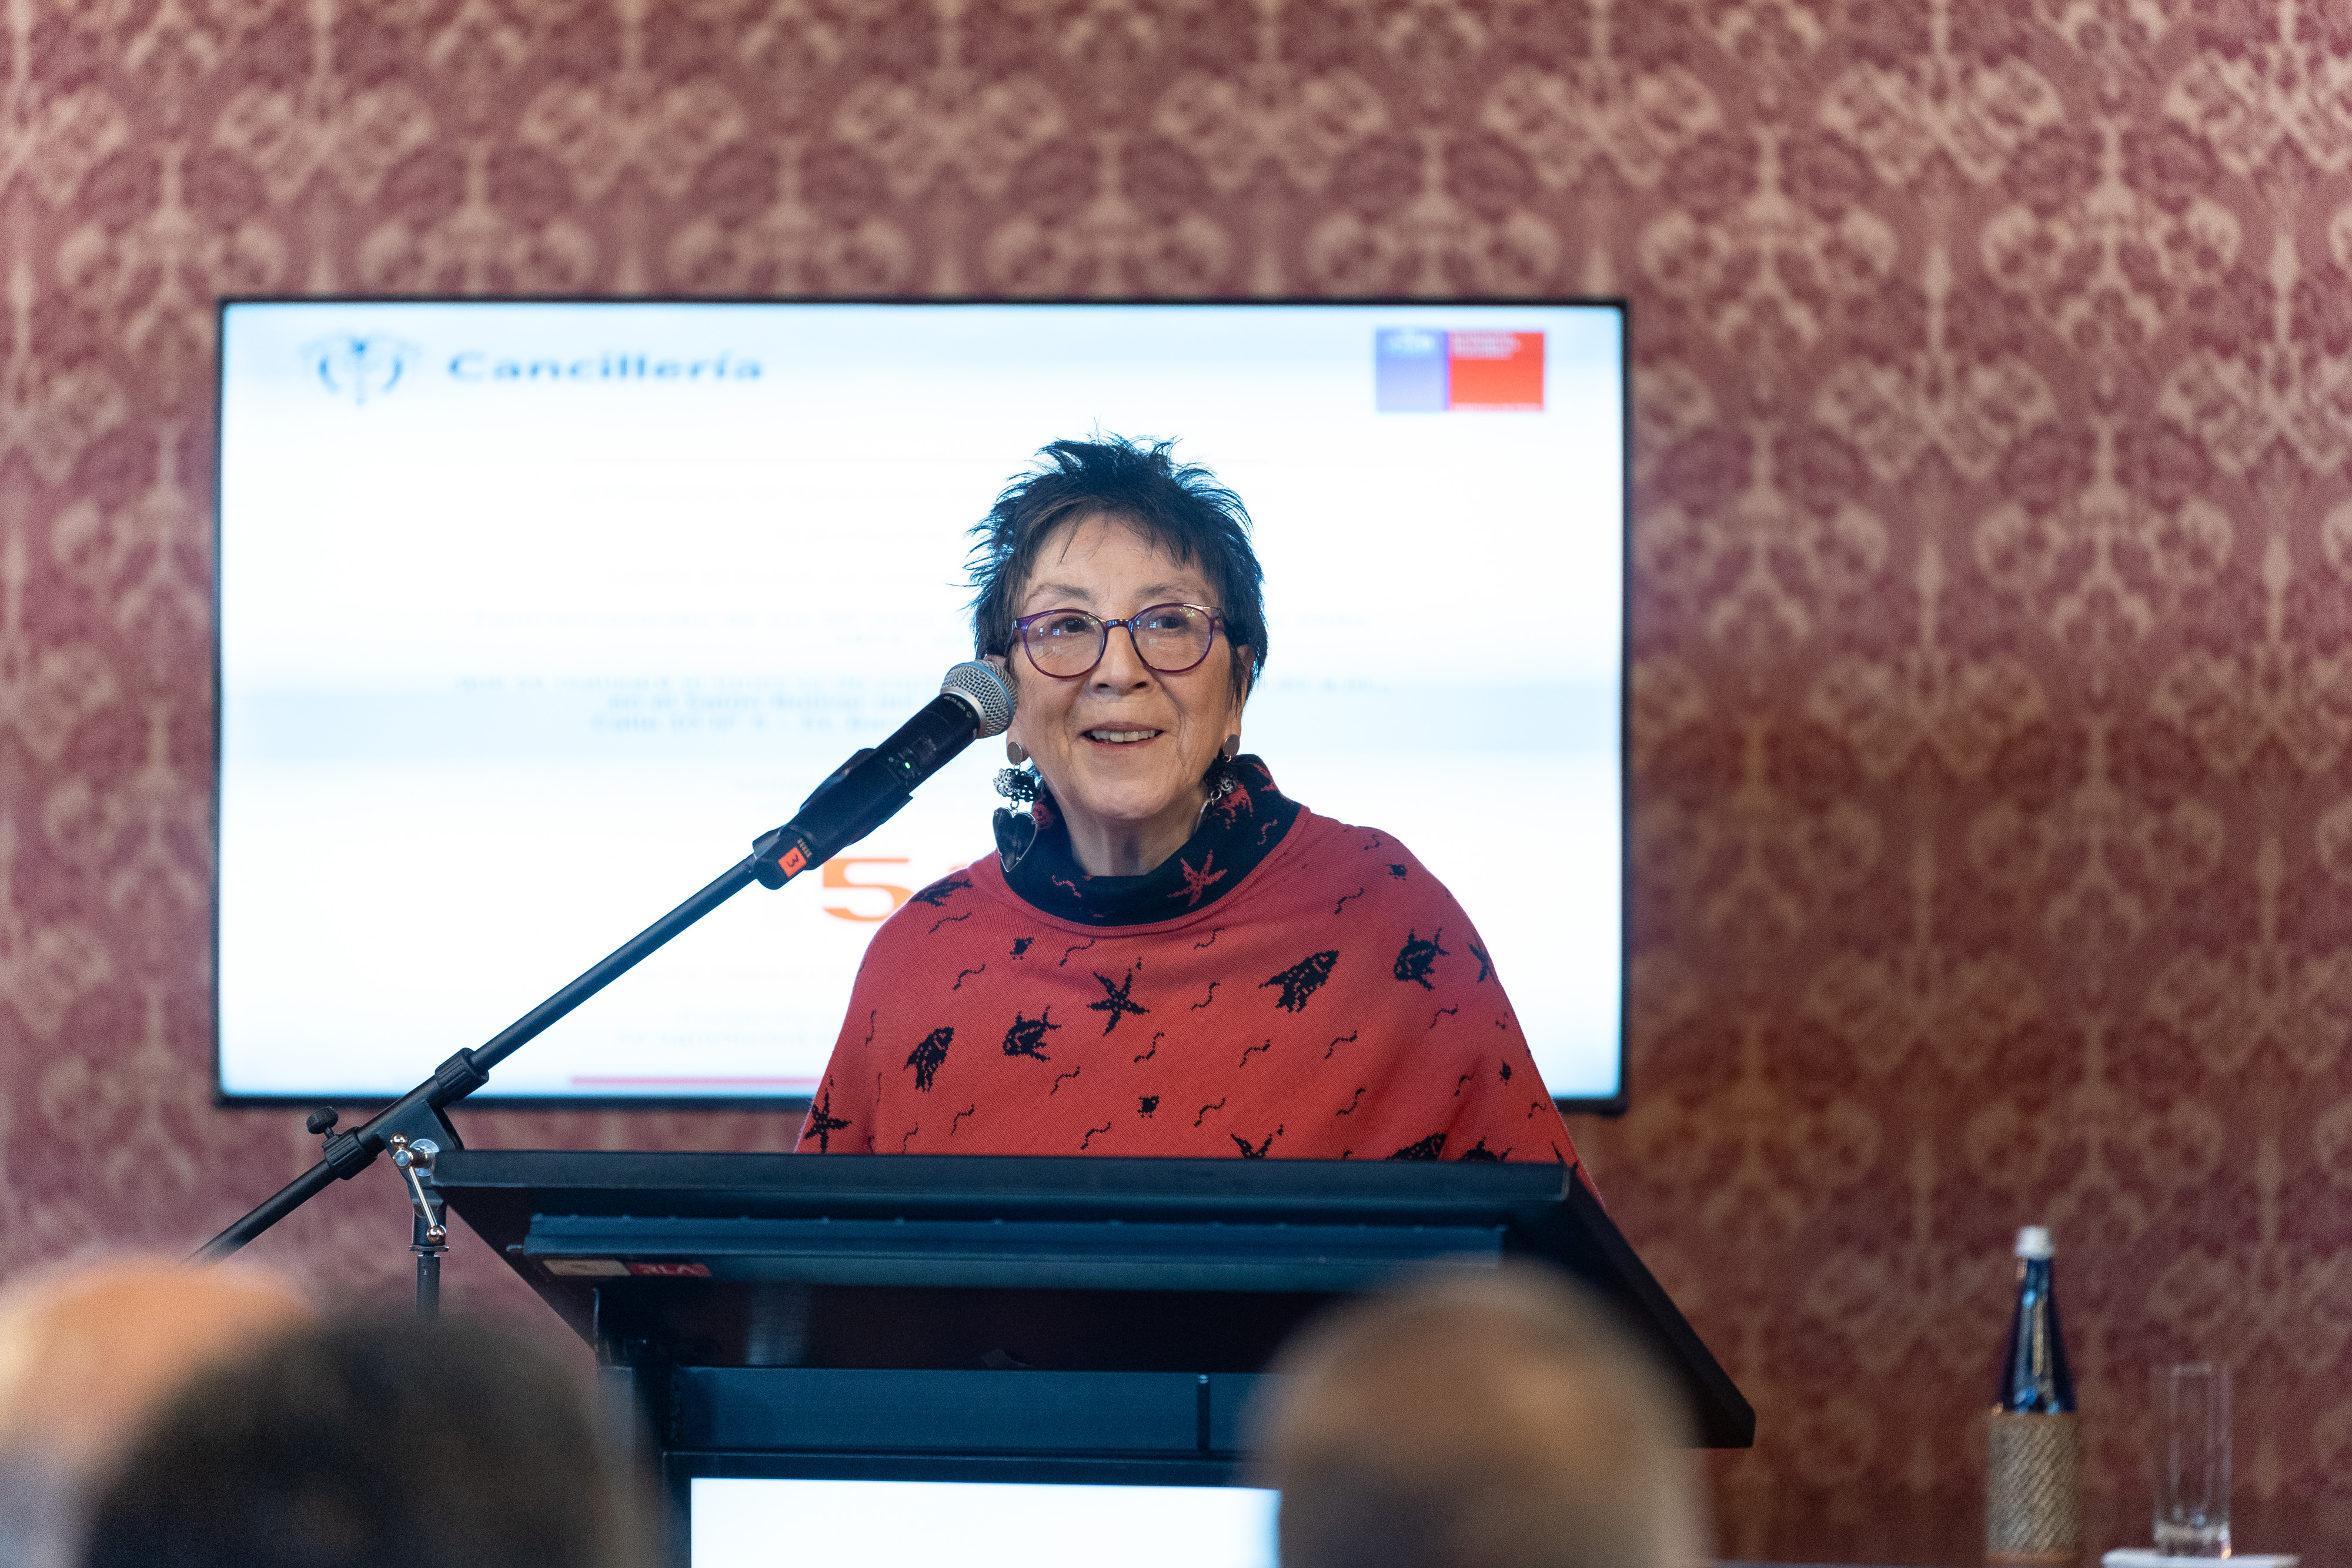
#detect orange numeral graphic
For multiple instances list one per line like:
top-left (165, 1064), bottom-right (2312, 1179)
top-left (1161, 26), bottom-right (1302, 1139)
top-left (822, 857), bottom-right (914, 922)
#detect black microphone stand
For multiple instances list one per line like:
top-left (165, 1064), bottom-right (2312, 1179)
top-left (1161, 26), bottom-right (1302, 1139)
top-left (193, 851), bottom-right (768, 1295)
top-left (193, 663), bottom-right (1013, 1306)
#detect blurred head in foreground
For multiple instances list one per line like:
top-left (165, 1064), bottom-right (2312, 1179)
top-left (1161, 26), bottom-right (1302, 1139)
top-left (81, 1312), bottom-right (650, 1568)
top-left (0, 1256), bottom-right (313, 1568)
top-left (1257, 1266), bottom-right (1706, 1568)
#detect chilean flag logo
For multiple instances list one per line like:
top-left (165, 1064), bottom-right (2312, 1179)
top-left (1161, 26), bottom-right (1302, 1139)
top-left (1375, 329), bottom-right (1545, 412)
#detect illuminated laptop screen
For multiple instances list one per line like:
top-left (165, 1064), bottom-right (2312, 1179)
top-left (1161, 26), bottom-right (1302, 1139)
top-left (690, 1479), bottom-right (1278, 1568)
top-left (215, 300), bottom-right (1626, 1104)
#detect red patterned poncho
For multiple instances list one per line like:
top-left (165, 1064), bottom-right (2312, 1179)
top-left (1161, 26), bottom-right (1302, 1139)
top-left (796, 757), bottom-right (1585, 1170)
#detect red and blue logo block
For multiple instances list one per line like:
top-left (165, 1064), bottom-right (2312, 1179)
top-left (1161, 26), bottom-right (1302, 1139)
top-left (1375, 329), bottom-right (1545, 412)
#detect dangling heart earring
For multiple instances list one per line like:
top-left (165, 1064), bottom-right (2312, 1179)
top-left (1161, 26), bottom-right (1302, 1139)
top-left (1007, 738), bottom-right (1030, 765)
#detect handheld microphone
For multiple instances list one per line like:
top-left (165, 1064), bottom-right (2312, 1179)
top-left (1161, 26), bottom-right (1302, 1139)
top-left (751, 660), bottom-right (1017, 889)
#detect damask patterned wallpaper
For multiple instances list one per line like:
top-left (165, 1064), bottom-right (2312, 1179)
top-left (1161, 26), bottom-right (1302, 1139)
top-left (2, 0), bottom-right (2348, 1542)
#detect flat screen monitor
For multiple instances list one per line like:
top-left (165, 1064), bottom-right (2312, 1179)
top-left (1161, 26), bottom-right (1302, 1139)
top-left (214, 300), bottom-right (1626, 1108)
top-left (690, 1479), bottom-right (1277, 1568)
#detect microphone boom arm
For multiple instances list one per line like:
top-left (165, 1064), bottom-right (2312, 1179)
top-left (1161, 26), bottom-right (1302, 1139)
top-left (195, 852), bottom-right (763, 1262)
top-left (193, 662), bottom-right (1015, 1265)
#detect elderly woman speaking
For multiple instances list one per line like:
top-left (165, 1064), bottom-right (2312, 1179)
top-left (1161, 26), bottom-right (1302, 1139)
top-left (797, 437), bottom-right (1584, 1166)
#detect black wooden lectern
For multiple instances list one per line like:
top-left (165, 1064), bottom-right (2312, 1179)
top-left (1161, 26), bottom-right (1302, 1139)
top-left (433, 1152), bottom-right (1750, 1536)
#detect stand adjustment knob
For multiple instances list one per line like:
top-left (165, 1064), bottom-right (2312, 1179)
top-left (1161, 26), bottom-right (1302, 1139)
top-left (319, 1130), bottom-right (372, 1181)
top-left (305, 1106), bottom-right (339, 1138)
top-left (390, 1135), bottom-right (447, 1246)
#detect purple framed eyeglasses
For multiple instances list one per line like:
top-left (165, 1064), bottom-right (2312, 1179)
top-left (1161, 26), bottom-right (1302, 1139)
top-left (1011, 603), bottom-right (1225, 679)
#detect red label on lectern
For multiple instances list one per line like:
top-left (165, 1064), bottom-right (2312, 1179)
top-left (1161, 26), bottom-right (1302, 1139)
top-left (626, 1261), bottom-right (711, 1278)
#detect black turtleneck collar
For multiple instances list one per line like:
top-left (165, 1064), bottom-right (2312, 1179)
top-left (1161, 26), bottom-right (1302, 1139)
top-left (992, 755), bottom-right (1304, 927)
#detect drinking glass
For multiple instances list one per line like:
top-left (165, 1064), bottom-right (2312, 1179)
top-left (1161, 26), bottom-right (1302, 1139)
top-left (2153, 1362), bottom-right (2231, 1557)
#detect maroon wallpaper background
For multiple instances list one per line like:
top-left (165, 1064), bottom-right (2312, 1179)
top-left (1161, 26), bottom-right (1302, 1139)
top-left (4, 0), bottom-right (2351, 1550)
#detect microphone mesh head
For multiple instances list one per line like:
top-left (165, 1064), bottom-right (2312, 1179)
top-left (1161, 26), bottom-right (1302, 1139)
top-left (940, 660), bottom-right (1016, 737)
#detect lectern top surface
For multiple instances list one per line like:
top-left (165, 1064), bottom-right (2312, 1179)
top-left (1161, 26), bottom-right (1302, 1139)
top-left (432, 1149), bottom-right (1580, 1223)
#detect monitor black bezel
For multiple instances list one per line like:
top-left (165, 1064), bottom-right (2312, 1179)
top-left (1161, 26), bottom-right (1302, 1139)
top-left (209, 296), bottom-right (1632, 1118)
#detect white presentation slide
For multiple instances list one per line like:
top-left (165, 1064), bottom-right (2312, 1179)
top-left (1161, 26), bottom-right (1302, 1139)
top-left (690, 1478), bottom-right (1279, 1568)
top-left (216, 301), bottom-right (1625, 1102)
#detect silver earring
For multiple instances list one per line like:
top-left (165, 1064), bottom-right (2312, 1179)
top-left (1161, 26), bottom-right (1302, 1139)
top-left (1007, 738), bottom-right (1029, 765)
top-left (1220, 734), bottom-right (1240, 762)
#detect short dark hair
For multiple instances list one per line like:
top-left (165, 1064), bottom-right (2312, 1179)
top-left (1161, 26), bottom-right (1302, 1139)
top-left (1255, 1267), bottom-right (1702, 1568)
top-left (968, 436), bottom-right (1267, 698)
top-left (81, 1313), bottom-right (650, 1568)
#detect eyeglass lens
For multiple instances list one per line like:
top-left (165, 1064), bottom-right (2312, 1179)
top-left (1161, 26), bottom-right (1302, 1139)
top-left (1025, 605), bottom-right (1216, 676)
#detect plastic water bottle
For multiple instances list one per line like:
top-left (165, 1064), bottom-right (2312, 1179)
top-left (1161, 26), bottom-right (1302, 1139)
top-left (1987, 1225), bottom-right (2080, 1564)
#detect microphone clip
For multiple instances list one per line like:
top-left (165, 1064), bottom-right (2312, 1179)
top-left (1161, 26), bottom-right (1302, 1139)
top-left (750, 746), bottom-right (900, 889)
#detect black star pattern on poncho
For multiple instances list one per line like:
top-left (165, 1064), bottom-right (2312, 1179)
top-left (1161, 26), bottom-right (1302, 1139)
top-left (804, 1088), bottom-right (851, 1153)
top-left (1393, 927), bottom-right (1448, 990)
top-left (1087, 965), bottom-right (1150, 1035)
top-left (907, 875), bottom-right (971, 908)
top-left (792, 754), bottom-right (1593, 1172)
top-left (1232, 1126), bottom-right (1281, 1158)
top-left (904, 1026), bottom-right (952, 1092)
top-left (1002, 1008), bottom-right (1061, 1061)
top-left (1458, 1138), bottom-right (1505, 1162)
top-left (1260, 950), bottom-right (1340, 1012)
top-left (1467, 936), bottom-right (1492, 982)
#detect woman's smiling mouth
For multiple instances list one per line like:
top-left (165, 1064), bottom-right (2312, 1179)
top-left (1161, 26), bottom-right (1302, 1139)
top-left (1084, 727), bottom-right (1164, 744)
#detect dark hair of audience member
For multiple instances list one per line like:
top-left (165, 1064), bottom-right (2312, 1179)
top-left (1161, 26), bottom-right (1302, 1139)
top-left (1255, 1265), bottom-right (1705, 1568)
top-left (80, 1313), bottom-right (649, 1568)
